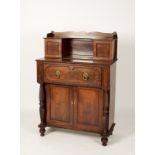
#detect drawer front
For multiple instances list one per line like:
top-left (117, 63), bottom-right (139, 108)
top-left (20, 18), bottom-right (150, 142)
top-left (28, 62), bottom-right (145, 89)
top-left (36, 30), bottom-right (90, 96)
top-left (44, 64), bottom-right (101, 87)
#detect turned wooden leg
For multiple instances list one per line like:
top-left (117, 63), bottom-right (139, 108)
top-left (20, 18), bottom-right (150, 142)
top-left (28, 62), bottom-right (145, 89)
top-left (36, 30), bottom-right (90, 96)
top-left (38, 124), bottom-right (46, 136)
top-left (101, 123), bottom-right (115, 146)
top-left (101, 136), bottom-right (108, 146)
top-left (38, 83), bottom-right (46, 136)
top-left (101, 90), bottom-right (110, 146)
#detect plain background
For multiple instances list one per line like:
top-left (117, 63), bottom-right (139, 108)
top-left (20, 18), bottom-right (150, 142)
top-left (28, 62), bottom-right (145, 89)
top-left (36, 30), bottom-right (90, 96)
top-left (21, 0), bottom-right (134, 155)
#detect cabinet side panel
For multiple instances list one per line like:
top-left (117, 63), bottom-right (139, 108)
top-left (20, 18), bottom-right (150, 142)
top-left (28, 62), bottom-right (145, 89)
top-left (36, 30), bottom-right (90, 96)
top-left (108, 63), bottom-right (116, 129)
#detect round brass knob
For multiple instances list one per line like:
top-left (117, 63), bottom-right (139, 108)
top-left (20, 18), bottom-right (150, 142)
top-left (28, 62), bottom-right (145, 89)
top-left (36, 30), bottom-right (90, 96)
top-left (82, 72), bottom-right (89, 81)
top-left (55, 70), bottom-right (61, 78)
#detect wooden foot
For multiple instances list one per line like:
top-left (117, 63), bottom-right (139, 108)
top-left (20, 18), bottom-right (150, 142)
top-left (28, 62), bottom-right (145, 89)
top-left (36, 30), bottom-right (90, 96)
top-left (101, 123), bottom-right (115, 146)
top-left (101, 136), bottom-right (108, 146)
top-left (39, 124), bottom-right (46, 136)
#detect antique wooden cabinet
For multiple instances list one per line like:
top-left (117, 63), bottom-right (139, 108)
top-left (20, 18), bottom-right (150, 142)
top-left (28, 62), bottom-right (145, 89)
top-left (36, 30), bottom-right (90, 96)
top-left (36, 31), bottom-right (118, 146)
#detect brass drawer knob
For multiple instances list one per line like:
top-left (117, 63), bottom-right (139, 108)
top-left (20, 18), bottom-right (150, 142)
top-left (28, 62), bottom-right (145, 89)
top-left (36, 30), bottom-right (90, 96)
top-left (55, 70), bottom-right (61, 78)
top-left (82, 72), bottom-right (89, 81)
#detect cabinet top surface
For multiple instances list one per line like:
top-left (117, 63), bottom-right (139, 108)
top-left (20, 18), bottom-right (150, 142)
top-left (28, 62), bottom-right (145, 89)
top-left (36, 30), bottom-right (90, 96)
top-left (45, 31), bottom-right (117, 40)
top-left (36, 57), bottom-right (117, 66)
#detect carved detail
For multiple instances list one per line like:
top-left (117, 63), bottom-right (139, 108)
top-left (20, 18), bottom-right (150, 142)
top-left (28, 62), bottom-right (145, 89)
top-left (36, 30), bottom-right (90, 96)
top-left (47, 31), bottom-right (54, 37)
top-left (38, 83), bottom-right (46, 136)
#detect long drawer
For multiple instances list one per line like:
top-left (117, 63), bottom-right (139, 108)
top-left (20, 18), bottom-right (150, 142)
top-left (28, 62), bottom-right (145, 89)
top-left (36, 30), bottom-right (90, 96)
top-left (44, 64), bottom-right (101, 87)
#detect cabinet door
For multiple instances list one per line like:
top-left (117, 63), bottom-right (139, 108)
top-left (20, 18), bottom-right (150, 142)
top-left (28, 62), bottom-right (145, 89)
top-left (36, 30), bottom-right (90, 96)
top-left (74, 87), bottom-right (102, 132)
top-left (45, 84), bottom-right (73, 127)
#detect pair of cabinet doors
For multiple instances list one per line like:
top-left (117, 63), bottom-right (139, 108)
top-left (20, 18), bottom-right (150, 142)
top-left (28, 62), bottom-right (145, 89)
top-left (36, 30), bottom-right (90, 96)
top-left (45, 84), bottom-right (103, 133)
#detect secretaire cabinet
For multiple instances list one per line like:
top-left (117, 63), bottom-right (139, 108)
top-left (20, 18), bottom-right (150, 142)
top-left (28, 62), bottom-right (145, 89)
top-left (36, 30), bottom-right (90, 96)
top-left (36, 31), bottom-right (118, 146)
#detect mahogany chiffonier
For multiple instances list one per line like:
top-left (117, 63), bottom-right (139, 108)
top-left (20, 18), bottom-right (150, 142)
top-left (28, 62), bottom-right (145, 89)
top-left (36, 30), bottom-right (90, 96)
top-left (36, 31), bottom-right (118, 146)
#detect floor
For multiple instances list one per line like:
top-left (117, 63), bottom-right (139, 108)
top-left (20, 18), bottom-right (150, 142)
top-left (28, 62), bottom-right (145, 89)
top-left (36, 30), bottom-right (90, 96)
top-left (20, 107), bottom-right (134, 155)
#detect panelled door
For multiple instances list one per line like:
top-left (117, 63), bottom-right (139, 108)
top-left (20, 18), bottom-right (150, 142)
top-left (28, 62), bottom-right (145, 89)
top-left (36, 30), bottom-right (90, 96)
top-left (45, 84), bottom-right (102, 132)
top-left (74, 87), bottom-right (102, 132)
top-left (45, 84), bottom-right (73, 127)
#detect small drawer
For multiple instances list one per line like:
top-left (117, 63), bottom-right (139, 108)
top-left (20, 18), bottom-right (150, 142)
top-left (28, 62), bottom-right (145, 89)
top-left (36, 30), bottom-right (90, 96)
top-left (44, 64), bottom-right (101, 87)
top-left (45, 39), bottom-right (62, 58)
top-left (93, 40), bottom-right (114, 60)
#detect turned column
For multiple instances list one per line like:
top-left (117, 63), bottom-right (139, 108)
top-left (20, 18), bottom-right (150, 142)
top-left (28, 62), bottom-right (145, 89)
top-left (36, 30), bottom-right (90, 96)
top-left (38, 83), bottom-right (46, 136)
top-left (101, 89), bottom-right (110, 146)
